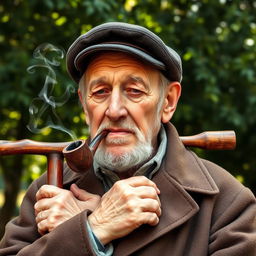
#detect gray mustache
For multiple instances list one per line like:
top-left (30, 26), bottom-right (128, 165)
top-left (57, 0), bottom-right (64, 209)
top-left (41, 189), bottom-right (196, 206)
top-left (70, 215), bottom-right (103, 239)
top-left (97, 121), bottom-right (138, 135)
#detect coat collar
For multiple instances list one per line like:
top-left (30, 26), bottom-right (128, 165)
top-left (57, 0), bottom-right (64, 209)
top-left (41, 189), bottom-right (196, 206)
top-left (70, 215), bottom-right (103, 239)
top-left (162, 123), bottom-right (219, 195)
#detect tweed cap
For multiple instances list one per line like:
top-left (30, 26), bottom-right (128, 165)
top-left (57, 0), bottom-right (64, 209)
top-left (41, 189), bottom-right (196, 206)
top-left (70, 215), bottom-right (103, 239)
top-left (66, 22), bottom-right (182, 83)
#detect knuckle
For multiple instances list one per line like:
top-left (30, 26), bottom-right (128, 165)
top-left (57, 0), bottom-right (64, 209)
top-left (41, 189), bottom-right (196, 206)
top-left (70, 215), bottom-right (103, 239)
top-left (48, 226), bottom-right (55, 232)
top-left (122, 190), bottom-right (133, 201)
top-left (152, 200), bottom-right (159, 209)
top-left (47, 215), bottom-right (57, 225)
top-left (126, 200), bottom-right (137, 212)
top-left (62, 190), bottom-right (72, 199)
top-left (112, 181), bottom-right (127, 195)
top-left (147, 187), bottom-right (156, 196)
top-left (34, 202), bottom-right (39, 211)
top-left (145, 213), bottom-right (159, 226)
top-left (54, 199), bottom-right (62, 207)
top-left (54, 198), bottom-right (65, 209)
top-left (138, 176), bottom-right (151, 184)
top-left (127, 214), bottom-right (137, 225)
top-left (36, 189), bottom-right (42, 199)
top-left (152, 215), bottom-right (159, 225)
top-left (140, 176), bottom-right (148, 182)
top-left (37, 220), bottom-right (45, 231)
top-left (41, 184), bottom-right (49, 190)
top-left (151, 200), bottom-right (161, 215)
top-left (39, 185), bottom-right (49, 194)
top-left (114, 180), bottom-right (124, 190)
top-left (149, 180), bottom-right (157, 188)
top-left (152, 213), bottom-right (159, 224)
top-left (47, 220), bottom-right (56, 231)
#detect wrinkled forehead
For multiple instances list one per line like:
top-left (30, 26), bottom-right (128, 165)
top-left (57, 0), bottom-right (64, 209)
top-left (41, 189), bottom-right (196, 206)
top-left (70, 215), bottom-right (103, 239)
top-left (87, 51), bottom-right (160, 72)
top-left (83, 52), bottom-right (162, 88)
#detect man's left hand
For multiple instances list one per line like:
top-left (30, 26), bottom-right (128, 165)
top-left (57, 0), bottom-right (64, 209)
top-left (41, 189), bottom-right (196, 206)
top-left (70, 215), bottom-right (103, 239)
top-left (34, 184), bottom-right (100, 235)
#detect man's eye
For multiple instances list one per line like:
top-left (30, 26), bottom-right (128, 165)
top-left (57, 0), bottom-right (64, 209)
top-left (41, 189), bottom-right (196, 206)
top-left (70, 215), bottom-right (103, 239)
top-left (126, 88), bottom-right (144, 97)
top-left (93, 88), bottom-right (109, 96)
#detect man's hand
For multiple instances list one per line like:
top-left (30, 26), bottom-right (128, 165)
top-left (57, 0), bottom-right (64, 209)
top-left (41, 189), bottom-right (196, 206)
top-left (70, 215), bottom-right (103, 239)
top-left (88, 176), bottom-right (161, 245)
top-left (34, 184), bottom-right (101, 235)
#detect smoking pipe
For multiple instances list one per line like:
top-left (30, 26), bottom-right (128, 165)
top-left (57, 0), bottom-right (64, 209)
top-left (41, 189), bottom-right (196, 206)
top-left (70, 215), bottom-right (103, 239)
top-left (62, 130), bottom-right (108, 173)
top-left (0, 130), bottom-right (236, 188)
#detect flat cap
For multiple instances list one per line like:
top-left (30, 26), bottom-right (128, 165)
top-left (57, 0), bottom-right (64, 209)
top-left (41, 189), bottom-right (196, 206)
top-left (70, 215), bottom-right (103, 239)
top-left (67, 22), bottom-right (182, 83)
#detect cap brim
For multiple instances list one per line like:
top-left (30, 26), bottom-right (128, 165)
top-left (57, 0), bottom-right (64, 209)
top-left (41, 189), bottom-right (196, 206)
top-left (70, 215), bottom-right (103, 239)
top-left (74, 43), bottom-right (166, 76)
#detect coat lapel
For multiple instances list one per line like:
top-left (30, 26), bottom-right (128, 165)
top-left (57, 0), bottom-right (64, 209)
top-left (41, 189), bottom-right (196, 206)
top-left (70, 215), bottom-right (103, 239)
top-left (162, 123), bottom-right (219, 195)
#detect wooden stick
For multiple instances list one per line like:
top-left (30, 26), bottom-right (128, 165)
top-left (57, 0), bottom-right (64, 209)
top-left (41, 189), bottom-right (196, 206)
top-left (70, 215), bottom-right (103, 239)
top-left (179, 130), bottom-right (236, 150)
top-left (0, 130), bottom-right (236, 188)
top-left (0, 130), bottom-right (236, 155)
top-left (47, 153), bottom-right (63, 188)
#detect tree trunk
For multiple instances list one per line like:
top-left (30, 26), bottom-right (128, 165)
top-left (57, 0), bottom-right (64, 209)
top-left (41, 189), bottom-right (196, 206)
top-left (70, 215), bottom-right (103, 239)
top-left (0, 155), bottom-right (23, 238)
top-left (0, 116), bottom-right (29, 239)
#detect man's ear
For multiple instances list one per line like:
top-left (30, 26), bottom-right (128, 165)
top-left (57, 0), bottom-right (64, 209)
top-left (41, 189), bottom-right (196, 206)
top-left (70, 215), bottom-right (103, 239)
top-left (161, 82), bottom-right (181, 123)
top-left (78, 89), bottom-right (90, 125)
top-left (78, 89), bottom-right (83, 104)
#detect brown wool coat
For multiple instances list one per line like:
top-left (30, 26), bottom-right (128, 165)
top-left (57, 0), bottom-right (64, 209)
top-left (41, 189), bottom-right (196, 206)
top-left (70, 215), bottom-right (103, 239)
top-left (0, 123), bottom-right (255, 256)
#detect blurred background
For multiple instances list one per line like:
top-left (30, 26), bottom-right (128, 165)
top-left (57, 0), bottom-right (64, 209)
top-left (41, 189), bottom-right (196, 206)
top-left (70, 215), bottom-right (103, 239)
top-left (0, 0), bottom-right (255, 238)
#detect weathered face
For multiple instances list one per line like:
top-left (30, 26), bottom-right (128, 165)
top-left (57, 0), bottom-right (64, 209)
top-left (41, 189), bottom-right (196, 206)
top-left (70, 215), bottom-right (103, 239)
top-left (79, 52), bottom-right (180, 171)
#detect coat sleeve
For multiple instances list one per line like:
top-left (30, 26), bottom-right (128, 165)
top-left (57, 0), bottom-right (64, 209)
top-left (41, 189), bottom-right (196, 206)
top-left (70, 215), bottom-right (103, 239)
top-left (209, 186), bottom-right (256, 256)
top-left (0, 176), bottom-right (98, 256)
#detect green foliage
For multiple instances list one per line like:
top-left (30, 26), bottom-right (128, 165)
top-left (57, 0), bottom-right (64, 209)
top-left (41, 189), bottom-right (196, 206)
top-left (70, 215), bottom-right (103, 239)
top-left (0, 0), bottom-right (255, 195)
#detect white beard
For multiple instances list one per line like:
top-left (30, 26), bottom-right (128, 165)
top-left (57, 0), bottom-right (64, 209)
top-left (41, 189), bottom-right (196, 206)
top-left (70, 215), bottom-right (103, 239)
top-left (93, 120), bottom-right (156, 172)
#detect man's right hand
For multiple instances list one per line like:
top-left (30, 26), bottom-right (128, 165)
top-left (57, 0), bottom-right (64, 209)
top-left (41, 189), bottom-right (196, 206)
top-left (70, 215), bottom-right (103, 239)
top-left (34, 184), bottom-right (101, 235)
top-left (88, 176), bottom-right (161, 245)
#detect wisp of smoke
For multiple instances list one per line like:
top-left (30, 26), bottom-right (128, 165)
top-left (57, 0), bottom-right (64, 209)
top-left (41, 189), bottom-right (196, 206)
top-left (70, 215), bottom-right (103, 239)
top-left (27, 43), bottom-right (76, 140)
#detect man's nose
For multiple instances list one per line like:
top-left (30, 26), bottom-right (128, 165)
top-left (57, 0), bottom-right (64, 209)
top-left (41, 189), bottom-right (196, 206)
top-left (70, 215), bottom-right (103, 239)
top-left (105, 91), bottom-right (128, 121)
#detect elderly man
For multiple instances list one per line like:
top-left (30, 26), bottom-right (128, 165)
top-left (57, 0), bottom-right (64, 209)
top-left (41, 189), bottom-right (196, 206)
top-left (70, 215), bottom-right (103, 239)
top-left (0, 22), bottom-right (255, 256)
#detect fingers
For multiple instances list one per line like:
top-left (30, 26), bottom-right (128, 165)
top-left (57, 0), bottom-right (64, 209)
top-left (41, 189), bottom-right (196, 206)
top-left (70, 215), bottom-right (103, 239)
top-left (125, 176), bottom-right (160, 194)
top-left (112, 178), bottom-right (161, 209)
top-left (35, 210), bottom-right (50, 235)
top-left (35, 185), bottom-right (69, 216)
top-left (34, 198), bottom-right (50, 215)
top-left (35, 208), bottom-right (63, 235)
top-left (35, 209), bottom-right (49, 224)
top-left (36, 212), bottom-right (60, 235)
top-left (139, 198), bottom-right (161, 217)
top-left (70, 184), bottom-right (80, 198)
top-left (35, 184), bottom-right (102, 235)
top-left (124, 192), bottom-right (161, 218)
top-left (140, 212), bottom-right (160, 226)
top-left (134, 186), bottom-right (161, 207)
top-left (37, 219), bottom-right (48, 235)
top-left (36, 185), bottom-right (61, 201)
